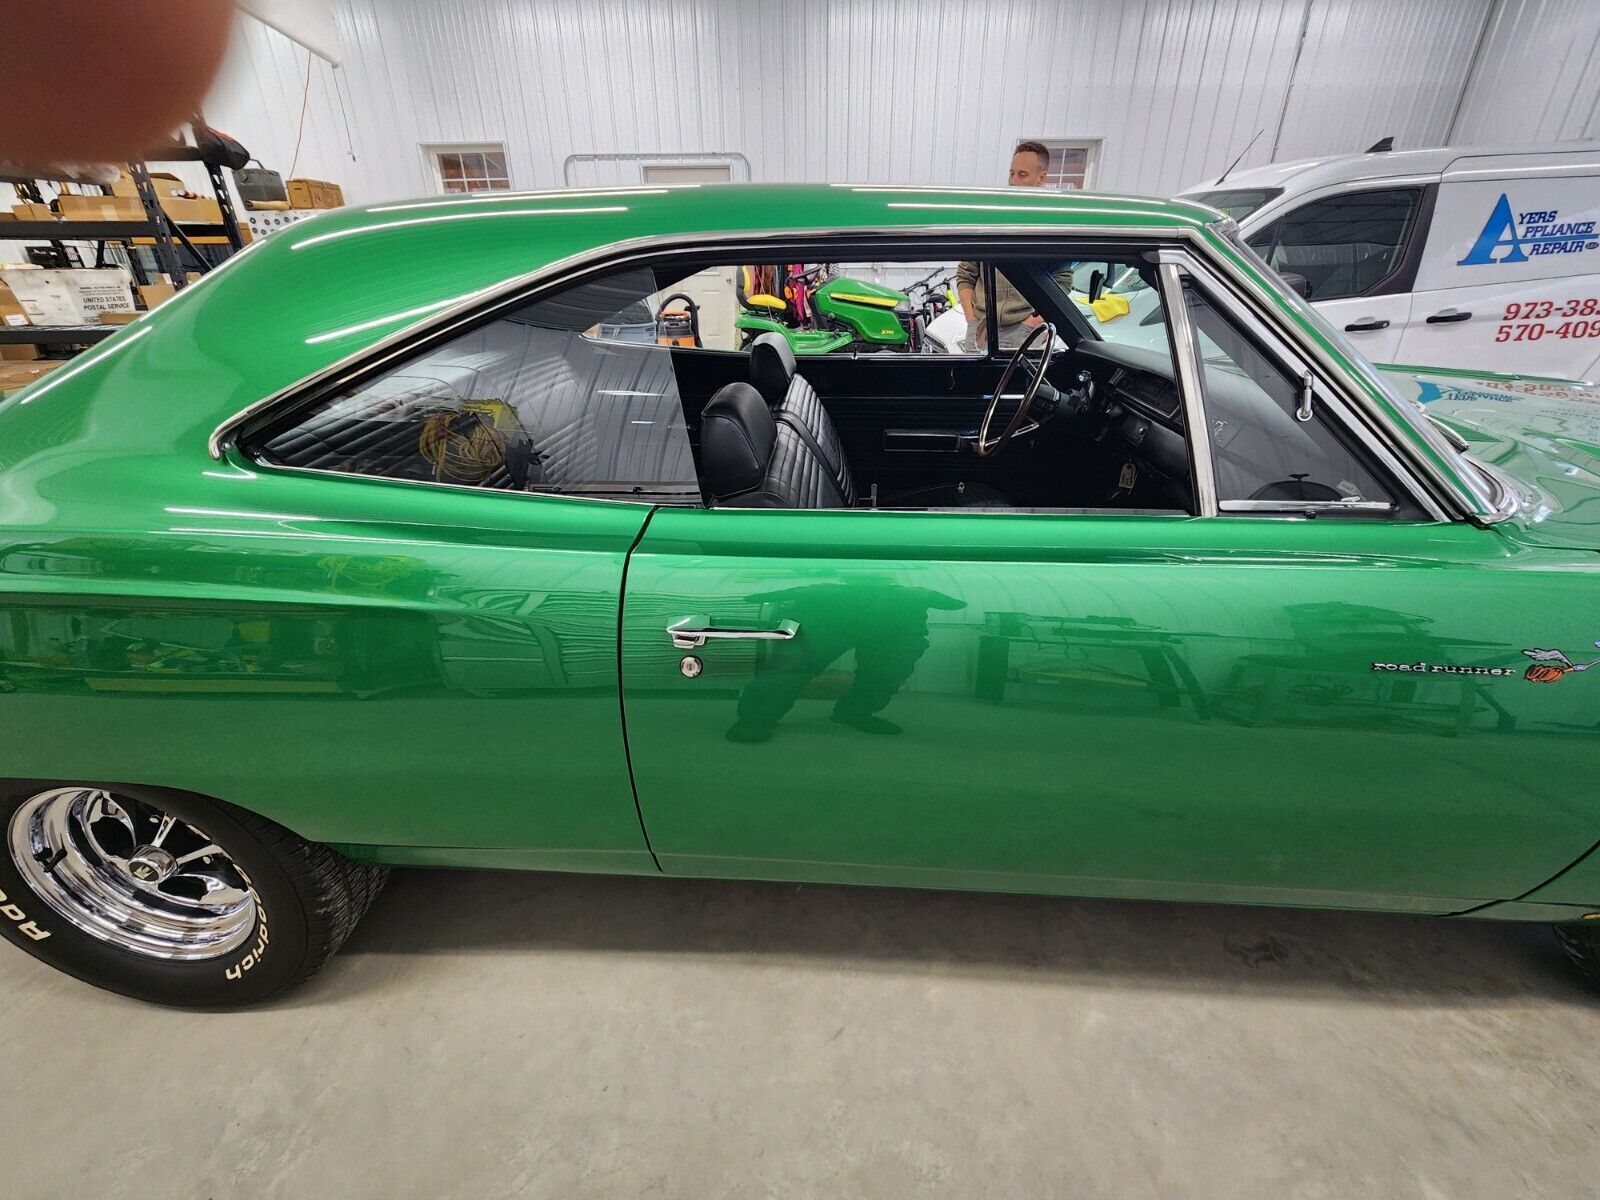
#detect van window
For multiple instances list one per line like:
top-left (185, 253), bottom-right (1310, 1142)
top-left (1245, 188), bottom-right (1422, 301)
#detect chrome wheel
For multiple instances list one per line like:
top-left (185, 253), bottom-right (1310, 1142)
top-left (7, 787), bottom-right (258, 960)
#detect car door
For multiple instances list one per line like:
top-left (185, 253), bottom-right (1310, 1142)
top-left (1244, 184), bottom-right (1431, 364)
top-left (618, 244), bottom-right (1600, 914)
top-left (1395, 157), bottom-right (1600, 378)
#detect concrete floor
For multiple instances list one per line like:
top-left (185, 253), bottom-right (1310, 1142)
top-left (3, 870), bottom-right (1599, 1198)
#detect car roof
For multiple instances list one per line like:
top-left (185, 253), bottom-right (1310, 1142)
top-left (0, 183), bottom-right (1221, 464)
top-left (0, 180), bottom-right (1490, 535)
top-left (1182, 141), bottom-right (1600, 195)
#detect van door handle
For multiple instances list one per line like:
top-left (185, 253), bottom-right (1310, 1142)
top-left (666, 617), bottom-right (799, 650)
top-left (1343, 317), bottom-right (1391, 332)
top-left (1426, 308), bottom-right (1472, 324)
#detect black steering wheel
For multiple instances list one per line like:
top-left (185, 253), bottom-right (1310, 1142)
top-left (975, 322), bottom-right (1057, 459)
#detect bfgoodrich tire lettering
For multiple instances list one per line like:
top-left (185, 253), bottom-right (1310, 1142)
top-left (0, 784), bottom-right (387, 1007)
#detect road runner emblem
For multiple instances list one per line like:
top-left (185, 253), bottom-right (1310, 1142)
top-left (1522, 643), bottom-right (1600, 683)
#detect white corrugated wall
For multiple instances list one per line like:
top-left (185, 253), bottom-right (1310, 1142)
top-left (1450, 0), bottom-right (1600, 142)
top-left (197, 0), bottom-right (1600, 205)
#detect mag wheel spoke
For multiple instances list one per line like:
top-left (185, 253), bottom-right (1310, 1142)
top-left (6, 787), bottom-right (259, 961)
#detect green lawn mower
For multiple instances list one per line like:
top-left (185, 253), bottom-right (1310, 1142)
top-left (735, 263), bottom-right (915, 354)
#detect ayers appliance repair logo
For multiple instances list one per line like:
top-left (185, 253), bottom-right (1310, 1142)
top-left (1458, 194), bottom-right (1598, 266)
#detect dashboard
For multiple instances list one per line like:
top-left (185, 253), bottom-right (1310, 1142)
top-left (1066, 341), bottom-right (1191, 484)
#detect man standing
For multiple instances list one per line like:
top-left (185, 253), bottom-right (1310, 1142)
top-left (956, 140), bottom-right (1072, 350)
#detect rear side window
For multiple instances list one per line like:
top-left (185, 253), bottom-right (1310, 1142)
top-left (250, 268), bottom-right (699, 502)
top-left (1245, 188), bottom-right (1422, 301)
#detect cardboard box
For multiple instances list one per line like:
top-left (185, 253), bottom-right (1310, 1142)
top-left (0, 285), bottom-right (39, 357)
top-left (110, 169), bottom-right (184, 199)
top-left (99, 311), bottom-right (140, 325)
top-left (12, 202), bottom-right (55, 221)
top-left (58, 194), bottom-right (146, 221)
top-left (137, 282), bottom-right (176, 310)
top-left (286, 178), bottom-right (343, 209)
top-left (0, 360), bottom-right (66, 396)
top-left (0, 267), bottom-right (135, 325)
top-left (159, 194), bottom-right (223, 224)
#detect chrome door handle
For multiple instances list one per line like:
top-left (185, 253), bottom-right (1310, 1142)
top-left (666, 617), bottom-right (800, 650)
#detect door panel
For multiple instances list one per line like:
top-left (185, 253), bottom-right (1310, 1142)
top-left (622, 508), bottom-right (1600, 911)
top-left (1396, 277), bottom-right (1600, 378)
top-left (1314, 293), bottom-right (1413, 363)
top-left (782, 353), bottom-right (1020, 494)
top-left (1401, 171), bottom-right (1600, 377)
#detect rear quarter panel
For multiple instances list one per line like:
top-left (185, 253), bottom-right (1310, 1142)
top-left (0, 460), bottom-right (655, 869)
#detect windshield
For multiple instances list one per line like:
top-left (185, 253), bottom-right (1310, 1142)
top-left (1180, 187), bottom-right (1284, 222)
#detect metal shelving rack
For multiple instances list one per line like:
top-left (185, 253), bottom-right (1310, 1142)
top-left (1, 138), bottom-right (248, 348)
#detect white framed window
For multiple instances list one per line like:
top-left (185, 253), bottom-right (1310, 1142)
top-left (424, 142), bottom-right (511, 194)
top-left (1026, 139), bottom-right (1100, 190)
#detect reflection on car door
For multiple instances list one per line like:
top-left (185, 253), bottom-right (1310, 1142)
top-left (620, 508), bottom-right (1600, 914)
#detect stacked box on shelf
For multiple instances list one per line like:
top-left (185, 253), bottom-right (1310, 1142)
top-left (285, 179), bottom-right (345, 209)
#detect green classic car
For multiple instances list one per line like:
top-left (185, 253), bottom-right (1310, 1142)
top-left (4, 182), bottom-right (1600, 1007)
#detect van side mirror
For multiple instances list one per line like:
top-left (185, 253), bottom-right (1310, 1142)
top-left (1280, 272), bottom-right (1312, 299)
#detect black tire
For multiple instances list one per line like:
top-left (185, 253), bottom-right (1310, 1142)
top-left (1554, 922), bottom-right (1600, 991)
top-left (0, 783), bottom-right (387, 1007)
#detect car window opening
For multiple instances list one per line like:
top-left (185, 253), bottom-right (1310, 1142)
top-left (241, 241), bottom-right (1416, 522)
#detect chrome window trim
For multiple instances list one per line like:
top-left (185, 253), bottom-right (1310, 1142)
top-left (208, 220), bottom-right (1477, 524)
top-left (216, 451), bottom-right (1203, 517)
top-left (1218, 498), bottom-right (1396, 514)
top-left (1203, 221), bottom-right (1483, 520)
top-left (1155, 261), bottom-right (1217, 517)
top-left (1470, 458), bottom-right (1526, 524)
top-left (213, 453), bottom-right (684, 509)
top-left (1158, 246), bottom-right (1444, 520)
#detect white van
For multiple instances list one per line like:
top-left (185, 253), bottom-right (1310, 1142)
top-left (1179, 142), bottom-right (1600, 381)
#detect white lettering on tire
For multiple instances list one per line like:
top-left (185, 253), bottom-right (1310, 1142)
top-left (224, 913), bottom-right (269, 981)
top-left (0, 886), bottom-right (50, 941)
